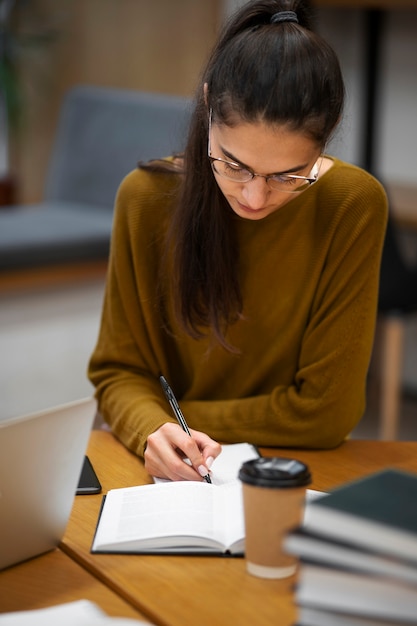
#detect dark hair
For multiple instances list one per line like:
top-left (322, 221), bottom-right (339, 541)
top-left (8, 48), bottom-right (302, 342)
top-left (162, 0), bottom-right (345, 351)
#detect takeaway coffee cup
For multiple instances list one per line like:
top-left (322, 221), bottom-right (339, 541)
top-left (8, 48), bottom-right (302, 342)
top-left (238, 457), bottom-right (311, 579)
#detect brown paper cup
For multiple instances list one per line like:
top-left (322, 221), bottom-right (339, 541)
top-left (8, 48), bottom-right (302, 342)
top-left (239, 457), bottom-right (311, 579)
top-left (242, 482), bottom-right (307, 578)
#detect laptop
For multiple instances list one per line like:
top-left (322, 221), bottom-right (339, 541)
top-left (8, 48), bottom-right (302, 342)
top-left (0, 397), bottom-right (96, 571)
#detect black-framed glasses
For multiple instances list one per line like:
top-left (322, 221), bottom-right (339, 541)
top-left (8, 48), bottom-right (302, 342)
top-left (208, 109), bottom-right (320, 193)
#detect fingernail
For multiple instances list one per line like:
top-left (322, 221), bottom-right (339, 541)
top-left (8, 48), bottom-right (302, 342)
top-left (206, 456), bottom-right (214, 469)
top-left (198, 465), bottom-right (209, 477)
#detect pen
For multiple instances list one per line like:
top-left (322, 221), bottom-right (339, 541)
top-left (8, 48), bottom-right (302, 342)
top-left (159, 375), bottom-right (212, 483)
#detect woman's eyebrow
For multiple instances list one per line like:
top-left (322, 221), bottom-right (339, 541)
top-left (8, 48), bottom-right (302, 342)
top-left (219, 144), bottom-right (309, 176)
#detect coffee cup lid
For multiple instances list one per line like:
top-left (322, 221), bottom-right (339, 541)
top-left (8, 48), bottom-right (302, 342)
top-left (238, 457), bottom-right (311, 488)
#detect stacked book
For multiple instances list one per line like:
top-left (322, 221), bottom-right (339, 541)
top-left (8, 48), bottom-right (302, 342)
top-left (284, 469), bottom-right (417, 626)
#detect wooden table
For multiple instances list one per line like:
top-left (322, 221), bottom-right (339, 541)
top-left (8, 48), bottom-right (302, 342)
top-left (0, 547), bottom-right (149, 620)
top-left (60, 431), bottom-right (417, 626)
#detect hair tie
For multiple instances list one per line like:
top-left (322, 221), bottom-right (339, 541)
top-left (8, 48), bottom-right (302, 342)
top-left (270, 11), bottom-right (299, 24)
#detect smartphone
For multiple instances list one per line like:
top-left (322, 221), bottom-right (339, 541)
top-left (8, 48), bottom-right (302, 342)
top-left (76, 456), bottom-right (102, 495)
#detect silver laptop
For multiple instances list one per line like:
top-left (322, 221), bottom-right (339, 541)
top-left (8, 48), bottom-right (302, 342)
top-left (0, 397), bottom-right (96, 570)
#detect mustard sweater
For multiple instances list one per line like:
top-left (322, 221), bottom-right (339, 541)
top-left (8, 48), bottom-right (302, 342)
top-left (88, 158), bottom-right (387, 457)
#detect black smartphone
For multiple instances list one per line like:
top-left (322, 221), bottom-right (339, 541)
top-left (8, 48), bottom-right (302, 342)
top-left (76, 456), bottom-right (102, 495)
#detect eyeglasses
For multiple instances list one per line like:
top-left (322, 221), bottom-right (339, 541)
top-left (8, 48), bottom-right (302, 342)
top-left (208, 109), bottom-right (320, 193)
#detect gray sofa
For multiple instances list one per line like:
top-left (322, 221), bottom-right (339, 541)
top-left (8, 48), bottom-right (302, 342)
top-left (0, 85), bottom-right (192, 271)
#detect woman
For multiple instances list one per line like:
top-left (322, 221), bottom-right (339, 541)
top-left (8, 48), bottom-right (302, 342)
top-left (88, 0), bottom-right (388, 481)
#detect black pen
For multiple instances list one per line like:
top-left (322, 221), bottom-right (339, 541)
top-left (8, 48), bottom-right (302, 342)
top-left (159, 375), bottom-right (212, 483)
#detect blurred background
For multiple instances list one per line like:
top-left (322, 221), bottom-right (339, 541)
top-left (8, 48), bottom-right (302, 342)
top-left (0, 0), bottom-right (416, 438)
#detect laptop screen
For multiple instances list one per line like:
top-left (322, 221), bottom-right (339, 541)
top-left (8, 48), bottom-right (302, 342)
top-left (0, 397), bottom-right (96, 570)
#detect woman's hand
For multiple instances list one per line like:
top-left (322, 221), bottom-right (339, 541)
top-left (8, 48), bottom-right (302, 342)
top-left (144, 422), bottom-right (222, 481)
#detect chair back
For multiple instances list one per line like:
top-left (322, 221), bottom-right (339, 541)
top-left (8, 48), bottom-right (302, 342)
top-left (44, 85), bottom-right (192, 210)
top-left (378, 213), bottom-right (417, 313)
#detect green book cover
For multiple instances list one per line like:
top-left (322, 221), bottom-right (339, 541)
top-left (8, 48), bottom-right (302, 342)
top-left (303, 469), bottom-right (417, 561)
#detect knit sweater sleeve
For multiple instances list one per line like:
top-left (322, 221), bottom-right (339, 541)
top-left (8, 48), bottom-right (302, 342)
top-left (88, 168), bottom-right (179, 455)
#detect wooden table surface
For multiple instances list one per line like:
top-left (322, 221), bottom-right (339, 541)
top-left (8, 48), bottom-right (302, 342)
top-left (0, 547), bottom-right (149, 621)
top-left (60, 431), bottom-right (417, 626)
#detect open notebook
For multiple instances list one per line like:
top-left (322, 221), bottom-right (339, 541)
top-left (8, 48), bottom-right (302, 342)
top-left (91, 443), bottom-right (325, 556)
top-left (0, 397), bottom-right (96, 570)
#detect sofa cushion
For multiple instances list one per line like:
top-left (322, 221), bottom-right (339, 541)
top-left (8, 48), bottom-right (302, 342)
top-left (0, 202), bottom-right (114, 269)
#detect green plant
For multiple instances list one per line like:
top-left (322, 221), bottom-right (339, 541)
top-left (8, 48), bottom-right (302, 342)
top-left (0, 0), bottom-right (60, 133)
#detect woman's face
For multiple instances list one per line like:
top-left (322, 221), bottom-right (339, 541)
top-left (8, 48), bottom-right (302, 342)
top-left (209, 118), bottom-right (322, 221)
